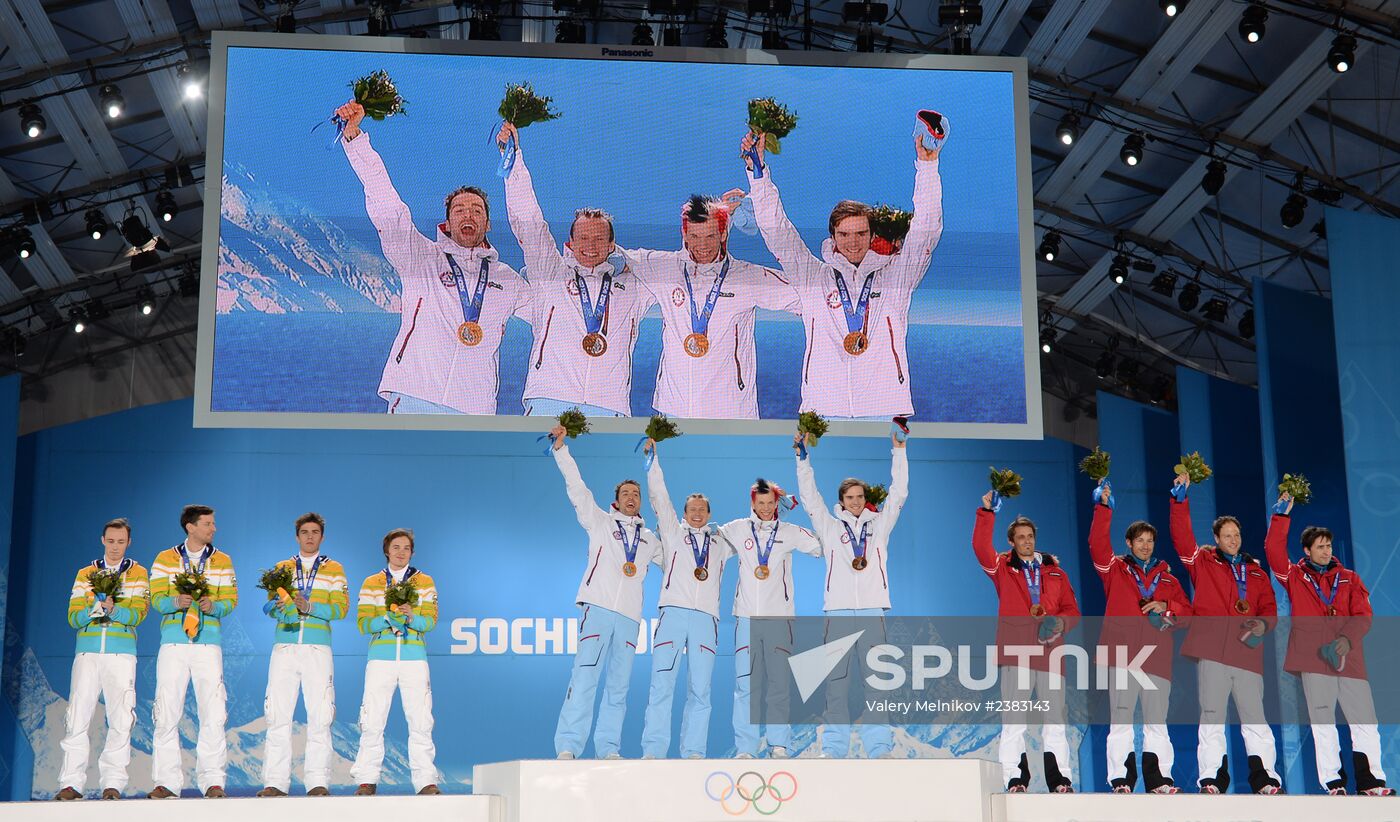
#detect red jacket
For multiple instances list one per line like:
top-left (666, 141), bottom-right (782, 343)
top-left (1168, 497), bottom-right (1279, 673)
top-left (1089, 503), bottom-right (1192, 680)
top-left (1263, 514), bottom-right (1372, 678)
top-left (972, 508), bottom-right (1081, 673)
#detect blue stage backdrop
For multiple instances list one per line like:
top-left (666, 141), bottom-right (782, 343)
top-left (2, 398), bottom-right (1089, 798)
top-left (0, 376), bottom-right (20, 799)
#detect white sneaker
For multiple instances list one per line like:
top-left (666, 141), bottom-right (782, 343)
top-left (556, 751), bottom-right (576, 760)
top-left (684, 753), bottom-right (703, 760)
top-left (736, 752), bottom-right (755, 759)
top-left (603, 753), bottom-right (623, 760)
top-left (641, 754), bottom-right (661, 760)
top-left (769, 746), bottom-right (789, 759)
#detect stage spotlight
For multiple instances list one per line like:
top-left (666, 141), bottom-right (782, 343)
top-left (1116, 358), bottom-right (1141, 384)
top-left (855, 23), bottom-right (876, 52)
top-left (138, 288), bottom-right (154, 316)
top-left (469, 8), bottom-right (501, 39)
top-left (746, 0), bottom-right (790, 14)
top-left (70, 307), bottom-right (87, 334)
top-left (1328, 33), bottom-right (1356, 73)
top-left (1239, 3), bottom-right (1266, 43)
top-left (1038, 230), bottom-right (1061, 262)
top-left (842, 1), bottom-right (887, 23)
top-left (1201, 158), bottom-right (1226, 196)
top-left (1178, 281), bottom-right (1201, 312)
top-left (1280, 191), bottom-right (1307, 228)
top-left (1095, 350), bottom-right (1115, 380)
top-left (4, 329), bottom-right (24, 358)
top-left (704, 15), bottom-right (728, 47)
top-left (1055, 111), bottom-right (1080, 146)
top-left (1238, 308), bottom-right (1255, 339)
top-left (555, 16), bottom-right (585, 42)
top-left (177, 62), bottom-right (204, 100)
top-left (1039, 326), bottom-right (1056, 354)
top-left (1152, 374), bottom-right (1172, 405)
top-left (179, 271), bottom-right (200, 298)
top-left (1110, 254), bottom-right (1129, 285)
top-left (13, 226), bottom-right (35, 259)
top-left (1120, 133), bottom-right (1144, 167)
top-left (661, 24), bottom-right (682, 46)
top-left (1201, 296), bottom-right (1229, 323)
top-left (99, 84), bottom-right (124, 119)
top-left (155, 190), bottom-right (178, 222)
top-left (761, 28), bottom-right (785, 49)
top-left (632, 22), bottom-right (654, 45)
top-left (1149, 269), bottom-right (1177, 297)
top-left (86, 208), bottom-right (109, 240)
top-left (366, 2), bottom-right (391, 36)
top-left (1159, 0), bottom-right (1183, 17)
top-left (19, 102), bottom-right (44, 139)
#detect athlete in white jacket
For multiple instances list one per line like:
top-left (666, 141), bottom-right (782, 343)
top-left (339, 101), bottom-right (531, 415)
top-left (795, 434), bottom-right (909, 758)
top-left (718, 479), bottom-right (822, 758)
top-left (742, 129), bottom-right (945, 419)
top-left (639, 443), bottom-right (732, 758)
top-left (550, 430), bottom-right (661, 758)
top-left (628, 195), bottom-right (799, 419)
top-left (500, 123), bottom-right (654, 417)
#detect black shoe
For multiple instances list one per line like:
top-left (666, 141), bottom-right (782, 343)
top-left (147, 786), bottom-right (176, 799)
top-left (54, 787), bottom-right (82, 801)
top-left (355, 783), bottom-right (377, 796)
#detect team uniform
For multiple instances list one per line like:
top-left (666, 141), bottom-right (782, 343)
top-left (1263, 514), bottom-right (1390, 794)
top-left (343, 131), bottom-right (531, 415)
top-left (1088, 500), bottom-right (1191, 793)
top-left (794, 446), bottom-right (908, 758)
top-left (58, 558), bottom-right (149, 796)
top-left (504, 148), bottom-right (655, 417)
top-left (746, 157), bottom-right (943, 419)
top-left (1168, 493), bottom-right (1283, 793)
top-left (971, 508), bottom-right (1080, 792)
top-left (552, 442), bottom-right (661, 758)
top-left (627, 248), bottom-right (799, 418)
top-left (717, 510), bottom-right (821, 757)
top-left (259, 553), bottom-right (349, 794)
top-left (639, 453), bottom-right (730, 758)
top-left (149, 542), bottom-right (238, 794)
top-left (351, 566), bottom-right (441, 792)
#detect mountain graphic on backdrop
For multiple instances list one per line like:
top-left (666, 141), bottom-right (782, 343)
top-left (218, 162), bottom-right (400, 315)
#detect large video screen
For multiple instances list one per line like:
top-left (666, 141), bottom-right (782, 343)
top-left (196, 33), bottom-right (1040, 437)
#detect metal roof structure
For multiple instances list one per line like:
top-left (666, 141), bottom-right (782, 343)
top-left (0, 0), bottom-right (1396, 434)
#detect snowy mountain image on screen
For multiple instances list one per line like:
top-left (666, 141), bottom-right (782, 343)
top-left (218, 162), bottom-right (401, 315)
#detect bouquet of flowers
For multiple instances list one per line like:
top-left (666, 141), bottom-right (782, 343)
top-left (870, 204), bottom-right (912, 242)
top-left (644, 414), bottom-right (682, 444)
top-left (558, 408), bottom-right (590, 439)
top-left (797, 411), bottom-right (828, 449)
top-left (384, 579), bottom-right (420, 609)
top-left (1174, 451), bottom-right (1213, 484)
top-left (258, 564), bottom-right (295, 605)
top-left (173, 571), bottom-right (210, 639)
top-left (865, 483), bottom-right (888, 510)
top-left (1278, 473), bottom-right (1313, 505)
top-left (350, 70), bottom-right (408, 121)
top-left (1079, 446), bottom-right (1111, 481)
top-left (499, 82), bottom-right (561, 128)
top-left (88, 568), bottom-right (123, 622)
top-left (747, 97), bottom-right (798, 155)
top-left (989, 467), bottom-right (1023, 498)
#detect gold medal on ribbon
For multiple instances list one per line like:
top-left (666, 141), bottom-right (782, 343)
top-left (1234, 598), bottom-right (1250, 615)
top-left (754, 564), bottom-right (770, 580)
top-left (458, 321), bottom-right (483, 346)
top-left (694, 567), bottom-right (709, 582)
top-left (582, 332), bottom-right (608, 357)
top-left (843, 331), bottom-right (868, 356)
top-left (622, 561), bottom-right (637, 577)
top-left (852, 556), bottom-right (868, 571)
top-left (683, 332), bottom-right (710, 358)
top-left (1030, 604), bottom-right (1045, 617)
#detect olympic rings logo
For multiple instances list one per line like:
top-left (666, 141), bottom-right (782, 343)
top-left (704, 770), bottom-right (798, 816)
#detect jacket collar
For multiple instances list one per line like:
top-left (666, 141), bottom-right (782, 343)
top-left (564, 245), bottom-right (628, 278)
top-left (834, 505), bottom-right (878, 529)
top-left (433, 229), bottom-right (499, 262)
top-left (610, 504), bottom-right (646, 529)
top-left (820, 239), bottom-right (893, 278)
top-left (1214, 547), bottom-right (1257, 566)
top-left (748, 512), bottom-right (781, 530)
top-left (1008, 551), bottom-right (1057, 569)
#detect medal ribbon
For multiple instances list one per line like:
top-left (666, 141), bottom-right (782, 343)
top-left (751, 521), bottom-right (779, 569)
top-left (178, 544), bottom-right (212, 576)
top-left (95, 557), bottom-right (133, 574)
top-left (575, 271), bottom-right (613, 336)
top-left (832, 270), bottom-right (875, 335)
top-left (295, 555), bottom-right (327, 599)
top-left (683, 256), bottom-right (730, 337)
top-left (616, 520), bottom-right (643, 564)
top-left (445, 253), bottom-right (491, 324)
top-left (1128, 560), bottom-right (1163, 601)
top-left (1021, 560), bottom-right (1042, 606)
top-left (383, 566), bottom-right (418, 636)
top-left (1228, 555), bottom-right (1250, 604)
top-left (843, 520), bottom-right (870, 561)
top-left (687, 531), bottom-right (710, 574)
top-left (1305, 567), bottom-right (1342, 612)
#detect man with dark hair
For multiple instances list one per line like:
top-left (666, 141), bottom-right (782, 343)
top-left (794, 431), bottom-right (908, 758)
top-left (627, 193), bottom-right (799, 419)
top-left (1264, 494), bottom-right (1392, 795)
top-left (549, 425), bottom-right (660, 758)
top-left (717, 476), bottom-right (821, 758)
top-left (56, 519), bottom-right (149, 801)
top-left (351, 528), bottom-right (441, 795)
top-left (1169, 473), bottom-right (1283, 794)
top-left (740, 122), bottom-right (945, 419)
top-left (498, 122), bottom-right (654, 417)
top-left (1088, 483), bottom-right (1191, 794)
top-left (971, 499), bottom-right (1079, 793)
top-left (338, 100), bottom-right (530, 415)
top-left (257, 513), bottom-right (348, 797)
top-left (148, 505), bottom-right (238, 799)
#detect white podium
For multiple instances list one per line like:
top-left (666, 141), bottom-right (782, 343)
top-left (473, 758), bottom-right (1001, 822)
top-left (2, 795), bottom-right (501, 822)
top-left (995, 792), bottom-right (1400, 822)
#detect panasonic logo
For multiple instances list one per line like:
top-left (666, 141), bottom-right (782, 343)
top-left (602, 47), bottom-right (654, 57)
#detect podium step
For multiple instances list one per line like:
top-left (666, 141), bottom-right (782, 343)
top-left (994, 792), bottom-right (1400, 822)
top-left (0, 795), bottom-right (500, 822)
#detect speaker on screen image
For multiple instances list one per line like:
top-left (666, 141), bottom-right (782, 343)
top-left (202, 36), bottom-right (1037, 436)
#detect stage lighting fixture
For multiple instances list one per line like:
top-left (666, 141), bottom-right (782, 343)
top-left (156, 190), bottom-right (178, 222)
top-left (1328, 33), bottom-right (1356, 73)
top-left (632, 22), bottom-right (654, 45)
top-left (1149, 269), bottom-right (1177, 297)
top-left (1120, 133), bottom-right (1144, 167)
top-left (1037, 231), bottom-right (1061, 262)
top-left (13, 226), bottom-right (35, 259)
top-left (1095, 350), bottom-right (1115, 380)
top-left (1109, 254), bottom-right (1129, 285)
top-left (4, 329), bottom-right (24, 358)
top-left (1238, 308), bottom-right (1255, 339)
top-left (761, 28), bottom-right (785, 49)
top-left (177, 62), bottom-right (204, 100)
top-left (1201, 296), bottom-right (1229, 323)
top-left (86, 208), bottom-right (109, 240)
top-left (1178, 281), bottom-right (1201, 312)
top-left (842, 1), bottom-right (887, 23)
top-left (1039, 326), bottom-right (1056, 354)
top-left (855, 24), bottom-right (876, 52)
top-left (70, 307), bottom-right (87, 334)
top-left (276, 10), bottom-right (297, 32)
top-left (1055, 111), bottom-right (1080, 146)
top-left (746, 0), bottom-right (790, 15)
top-left (661, 24), bottom-right (682, 46)
top-left (19, 102), bottom-right (44, 139)
top-left (1152, 374), bottom-right (1172, 405)
top-left (120, 213), bottom-right (153, 247)
top-left (1116, 358), bottom-right (1141, 384)
top-left (1159, 0), bottom-right (1183, 17)
top-left (555, 16), bottom-right (586, 42)
top-left (138, 288), bottom-right (154, 316)
top-left (704, 15), bottom-right (729, 47)
top-left (1239, 3), bottom-right (1266, 43)
top-left (649, 0), bottom-right (696, 12)
top-left (469, 8), bottom-right (501, 39)
top-left (366, 2), bottom-right (392, 36)
top-left (1280, 191), bottom-right (1307, 228)
top-left (1201, 158), bottom-right (1226, 196)
top-left (99, 84), bottom-right (124, 119)
top-left (179, 271), bottom-right (200, 298)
